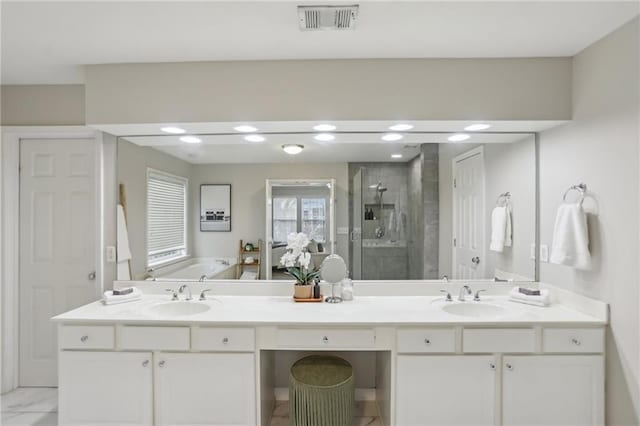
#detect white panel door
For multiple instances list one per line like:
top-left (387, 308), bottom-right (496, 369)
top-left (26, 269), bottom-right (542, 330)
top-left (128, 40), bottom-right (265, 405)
top-left (19, 138), bottom-right (98, 386)
top-left (155, 352), bottom-right (256, 426)
top-left (59, 351), bottom-right (153, 426)
top-left (453, 148), bottom-right (485, 279)
top-left (502, 355), bottom-right (604, 426)
top-left (396, 355), bottom-right (496, 426)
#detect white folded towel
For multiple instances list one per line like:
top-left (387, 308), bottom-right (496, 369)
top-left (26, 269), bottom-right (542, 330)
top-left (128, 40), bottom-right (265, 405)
top-left (490, 206), bottom-right (512, 252)
top-left (550, 203), bottom-right (591, 270)
top-left (508, 287), bottom-right (551, 307)
top-left (102, 287), bottom-right (142, 305)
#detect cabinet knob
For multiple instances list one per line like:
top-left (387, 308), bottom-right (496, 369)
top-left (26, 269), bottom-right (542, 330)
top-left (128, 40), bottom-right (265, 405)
top-left (572, 338), bottom-right (581, 346)
top-left (424, 338), bottom-right (431, 345)
top-left (505, 363), bottom-right (513, 371)
top-left (222, 337), bottom-right (229, 344)
top-left (322, 336), bottom-right (329, 343)
top-left (489, 363), bottom-right (496, 370)
top-left (142, 360), bottom-right (149, 367)
top-left (80, 335), bottom-right (88, 342)
top-left (158, 360), bottom-right (165, 367)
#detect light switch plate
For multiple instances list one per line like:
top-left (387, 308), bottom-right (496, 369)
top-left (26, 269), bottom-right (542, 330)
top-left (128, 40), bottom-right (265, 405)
top-left (105, 246), bottom-right (117, 263)
top-left (530, 243), bottom-right (536, 260)
top-left (540, 244), bottom-right (549, 262)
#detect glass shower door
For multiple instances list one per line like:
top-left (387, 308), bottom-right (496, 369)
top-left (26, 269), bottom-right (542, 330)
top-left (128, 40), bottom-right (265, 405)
top-left (352, 168), bottom-right (363, 279)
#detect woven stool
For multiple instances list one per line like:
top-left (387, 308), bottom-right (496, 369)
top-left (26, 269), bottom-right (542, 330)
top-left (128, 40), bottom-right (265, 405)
top-left (289, 355), bottom-right (355, 426)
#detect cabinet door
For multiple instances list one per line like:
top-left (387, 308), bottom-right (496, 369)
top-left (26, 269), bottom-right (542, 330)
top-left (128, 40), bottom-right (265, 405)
top-left (59, 351), bottom-right (153, 426)
top-left (155, 352), bottom-right (256, 426)
top-left (502, 355), bottom-right (604, 426)
top-left (396, 355), bottom-right (496, 426)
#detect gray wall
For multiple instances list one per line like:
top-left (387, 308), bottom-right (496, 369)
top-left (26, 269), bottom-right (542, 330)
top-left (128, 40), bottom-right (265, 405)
top-left (0, 85), bottom-right (85, 125)
top-left (538, 18), bottom-right (639, 424)
top-left (117, 140), bottom-right (195, 279)
top-left (84, 58), bottom-right (571, 124)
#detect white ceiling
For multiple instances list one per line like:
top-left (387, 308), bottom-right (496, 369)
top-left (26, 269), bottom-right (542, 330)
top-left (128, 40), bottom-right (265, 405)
top-left (123, 132), bottom-right (532, 164)
top-left (2, 1), bottom-right (638, 84)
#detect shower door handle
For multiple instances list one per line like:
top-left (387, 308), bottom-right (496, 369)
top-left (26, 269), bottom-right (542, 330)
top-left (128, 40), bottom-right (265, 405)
top-left (471, 256), bottom-right (480, 265)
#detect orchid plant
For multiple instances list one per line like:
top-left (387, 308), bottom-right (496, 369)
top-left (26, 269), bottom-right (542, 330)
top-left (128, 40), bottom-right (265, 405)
top-left (280, 232), bottom-right (320, 286)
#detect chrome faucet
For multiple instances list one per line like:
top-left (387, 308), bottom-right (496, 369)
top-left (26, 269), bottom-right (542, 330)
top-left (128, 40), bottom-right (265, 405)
top-left (458, 285), bottom-right (472, 302)
top-left (442, 275), bottom-right (449, 283)
top-left (216, 259), bottom-right (230, 265)
top-left (198, 275), bottom-right (207, 282)
top-left (178, 284), bottom-right (192, 301)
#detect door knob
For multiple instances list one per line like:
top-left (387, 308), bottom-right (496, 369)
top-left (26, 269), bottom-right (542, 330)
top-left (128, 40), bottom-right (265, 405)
top-left (471, 257), bottom-right (480, 265)
top-left (88, 271), bottom-right (96, 280)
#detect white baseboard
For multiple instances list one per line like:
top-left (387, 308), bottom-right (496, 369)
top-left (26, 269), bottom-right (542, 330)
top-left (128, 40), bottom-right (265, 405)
top-left (274, 387), bottom-right (376, 401)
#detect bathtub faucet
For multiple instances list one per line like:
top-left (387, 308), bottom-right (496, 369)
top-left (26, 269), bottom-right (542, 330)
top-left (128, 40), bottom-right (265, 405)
top-left (216, 259), bottom-right (230, 265)
top-left (199, 275), bottom-right (207, 282)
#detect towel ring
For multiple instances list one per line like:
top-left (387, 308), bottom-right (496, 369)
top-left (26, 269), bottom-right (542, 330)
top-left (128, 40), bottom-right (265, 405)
top-left (496, 192), bottom-right (511, 206)
top-left (562, 183), bottom-right (587, 205)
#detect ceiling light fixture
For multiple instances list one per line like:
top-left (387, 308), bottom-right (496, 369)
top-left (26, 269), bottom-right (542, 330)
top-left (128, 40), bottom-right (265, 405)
top-left (314, 133), bottom-right (335, 142)
top-left (313, 124), bottom-right (336, 131)
top-left (244, 134), bottom-right (265, 143)
top-left (464, 123), bottom-right (492, 131)
top-left (161, 126), bottom-right (185, 134)
top-left (391, 154), bottom-right (403, 159)
top-left (234, 125), bottom-right (258, 133)
top-left (282, 144), bottom-right (304, 155)
top-left (448, 133), bottom-right (470, 142)
top-left (179, 136), bottom-right (202, 144)
top-left (389, 124), bottom-right (413, 131)
top-left (382, 133), bottom-right (403, 142)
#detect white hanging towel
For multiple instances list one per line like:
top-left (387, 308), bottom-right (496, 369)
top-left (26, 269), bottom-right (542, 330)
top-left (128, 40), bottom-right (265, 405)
top-left (117, 204), bottom-right (132, 280)
top-left (489, 206), bottom-right (512, 252)
top-left (550, 203), bottom-right (591, 270)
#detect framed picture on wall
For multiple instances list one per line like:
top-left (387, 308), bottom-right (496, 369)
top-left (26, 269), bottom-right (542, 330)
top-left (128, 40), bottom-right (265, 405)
top-left (200, 184), bottom-right (231, 232)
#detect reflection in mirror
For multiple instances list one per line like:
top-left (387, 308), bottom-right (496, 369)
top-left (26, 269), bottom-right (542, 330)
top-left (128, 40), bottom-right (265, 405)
top-left (116, 132), bottom-right (536, 282)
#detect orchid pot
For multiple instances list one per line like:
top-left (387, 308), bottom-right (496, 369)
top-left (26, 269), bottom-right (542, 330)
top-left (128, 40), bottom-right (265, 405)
top-left (280, 232), bottom-right (321, 298)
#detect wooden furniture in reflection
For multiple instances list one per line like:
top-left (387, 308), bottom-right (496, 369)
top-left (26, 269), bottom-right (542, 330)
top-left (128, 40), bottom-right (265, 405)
top-left (236, 239), bottom-right (262, 279)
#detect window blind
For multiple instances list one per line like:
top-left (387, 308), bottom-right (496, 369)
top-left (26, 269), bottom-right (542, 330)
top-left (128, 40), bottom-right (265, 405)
top-left (147, 169), bottom-right (187, 265)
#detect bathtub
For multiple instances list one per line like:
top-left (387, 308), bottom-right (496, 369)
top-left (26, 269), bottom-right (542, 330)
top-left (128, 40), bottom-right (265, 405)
top-left (151, 257), bottom-right (237, 281)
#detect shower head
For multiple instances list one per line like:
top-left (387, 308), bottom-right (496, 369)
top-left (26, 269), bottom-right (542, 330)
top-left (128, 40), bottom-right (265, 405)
top-left (369, 182), bottom-right (387, 193)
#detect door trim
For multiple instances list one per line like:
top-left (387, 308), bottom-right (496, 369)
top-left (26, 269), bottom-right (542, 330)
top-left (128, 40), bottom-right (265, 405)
top-left (1, 126), bottom-right (101, 392)
top-left (451, 146), bottom-right (485, 279)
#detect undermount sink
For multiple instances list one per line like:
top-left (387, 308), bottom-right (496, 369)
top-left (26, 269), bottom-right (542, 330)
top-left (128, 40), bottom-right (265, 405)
top-left (441, 302), bottom-right (508, 318)
top-left (148, 301), bottom-right (211, 317)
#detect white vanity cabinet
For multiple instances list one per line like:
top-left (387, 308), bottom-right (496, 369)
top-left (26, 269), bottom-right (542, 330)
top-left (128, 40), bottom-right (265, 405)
top-left (396, 355), bottom-right (496, 426)
top-left (502, 355), bottom-right (604, 425)
top-left (59, 351), bottom-right (153, 426)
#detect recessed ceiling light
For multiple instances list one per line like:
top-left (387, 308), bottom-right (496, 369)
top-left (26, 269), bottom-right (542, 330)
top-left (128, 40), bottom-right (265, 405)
top-left (234, 125), bottom-right (258, 133)
top-left (161, 126), bottom-right (185, 134)
top-left (382, 133), bottom-right (403, 142)
top-left (313, 124), bottom-right (336, 131)
top-left (314, 133), bottom-right (335, 142)
top-left (244, 134), bottom-right (265, 143)
top-left (179, 136), bottom-right (202, 144)
top-left (464, 123), bottom-right (492, 131)
top-left (448, 133), bottom-right (470, 142)
top-left (389, 124), bottom-right (413, 131)
top-left (391, 154), bottom-right (403, 159)
top-left (282, 144), bottom-right (304, 155)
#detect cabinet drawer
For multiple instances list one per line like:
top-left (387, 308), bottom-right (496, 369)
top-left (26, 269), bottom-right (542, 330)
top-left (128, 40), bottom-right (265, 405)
top-left (192, 327), bottom-right (255, 352)
top-left (59, 325), bottom-right (114, 350)
top-left (543, 328), bottom-right (604, 353)
top-left (397, 328), bottom-right (455, 353)
top-left (119, 326), bottom-right (190, 351)
top-left (463, 328), bottom-right (535, 353)
top-left (277, 328), bottom-right (375, 349)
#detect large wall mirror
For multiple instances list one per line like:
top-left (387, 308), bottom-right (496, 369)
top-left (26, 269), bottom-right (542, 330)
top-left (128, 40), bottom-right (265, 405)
top-left (115, 131), bottom-right (536, 282)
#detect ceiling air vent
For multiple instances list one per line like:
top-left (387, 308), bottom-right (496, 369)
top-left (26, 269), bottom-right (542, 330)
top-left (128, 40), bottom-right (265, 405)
top-left (298, 5), bottom-right (359, 31)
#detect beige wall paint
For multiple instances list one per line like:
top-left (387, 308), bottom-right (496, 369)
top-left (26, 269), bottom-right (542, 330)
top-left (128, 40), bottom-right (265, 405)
top-left (0, 85), bottom-right (85, 125)
top-left (117, 140), bottom-right (195, 279)
top-left (438, 137), bottom-right (536, 281)
top-left (538, 18), bottom-right (639, 424)
top-left (190, 162), bottom-right (349, 278)
top-left (85, 58), bottom-right (571, 124)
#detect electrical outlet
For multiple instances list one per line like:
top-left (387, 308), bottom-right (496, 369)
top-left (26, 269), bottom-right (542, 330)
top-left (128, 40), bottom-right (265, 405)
top-left (540, 244), bottom-right (549, 262)
top-left (105, 246), bottom-right (117, 263)
top-left (530, 243), bottom-right (536, 260)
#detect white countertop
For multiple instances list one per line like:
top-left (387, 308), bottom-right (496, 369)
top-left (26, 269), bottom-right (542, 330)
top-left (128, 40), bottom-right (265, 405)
top-left (52, 294), bottom-right (606, 326)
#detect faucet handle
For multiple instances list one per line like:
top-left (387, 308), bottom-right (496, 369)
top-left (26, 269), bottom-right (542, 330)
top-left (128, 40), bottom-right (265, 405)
top-left (199, 289), bottom-right (212, 301)
top-left (165, 289), bottom-right (178, 301)
top-left (440, 290), bottom-right (453, 302)
top-left (474, 289), bottom-right (487, 302)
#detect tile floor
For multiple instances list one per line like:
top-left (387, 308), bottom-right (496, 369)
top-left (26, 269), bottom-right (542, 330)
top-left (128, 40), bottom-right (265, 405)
top-left (270, 400), bottom-right (382, 426)
top-left (1, 387), bottom-right (58, 425)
